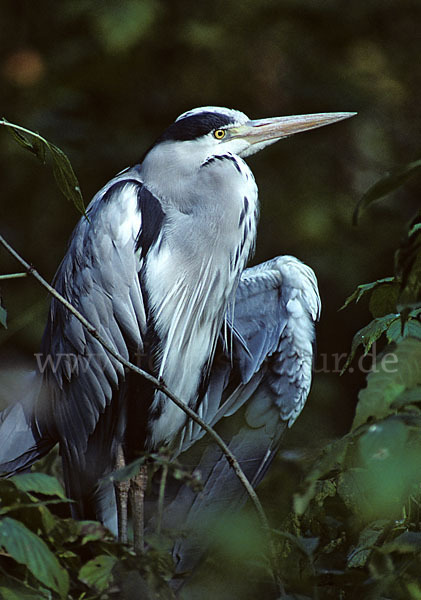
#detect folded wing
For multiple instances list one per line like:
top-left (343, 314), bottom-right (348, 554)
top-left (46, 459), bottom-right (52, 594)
top-left (167, 255), bottom-right (321, 576)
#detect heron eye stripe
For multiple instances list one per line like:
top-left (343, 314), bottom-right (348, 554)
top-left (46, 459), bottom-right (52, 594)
top-left (156, 112), bottom-right (235, 142)
top-left (214, 129), bottom-right (226, 139)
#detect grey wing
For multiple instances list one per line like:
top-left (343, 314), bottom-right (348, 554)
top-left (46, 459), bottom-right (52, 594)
top-left (166, 255), bottom-right (321, 576)
top-left (180, 254), bottom-right (321, 451)
top-left (39, 166), bottom-right (161, 524)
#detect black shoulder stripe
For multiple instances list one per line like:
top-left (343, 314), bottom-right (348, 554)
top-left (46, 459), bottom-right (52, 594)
top-left (135, 185), bottom-right (165, 257)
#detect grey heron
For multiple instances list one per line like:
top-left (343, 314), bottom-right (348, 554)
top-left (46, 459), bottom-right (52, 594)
top-left (0, 106), bottom-right (353, 558)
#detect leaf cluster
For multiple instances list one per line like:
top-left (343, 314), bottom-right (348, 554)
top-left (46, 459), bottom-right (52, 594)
top-left (341, 205), bottom-right (421, 371)
top-left (0, 473), bottom-right (178, 599)
top-left (273, 171), bottom-right (421, 599)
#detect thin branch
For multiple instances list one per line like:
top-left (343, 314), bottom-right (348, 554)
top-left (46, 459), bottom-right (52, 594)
top-left (0, 273), bottom-right (27, 280)
top-left (0, 233), bottom-right (271, 534)
top-left (0, 120), bottom-right (50, 146)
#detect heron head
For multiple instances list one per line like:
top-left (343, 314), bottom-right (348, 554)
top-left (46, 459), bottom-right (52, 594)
top-left (139, 106), bottom-right (356, 201)
top-left (149, 106), bottom-right (356, 161)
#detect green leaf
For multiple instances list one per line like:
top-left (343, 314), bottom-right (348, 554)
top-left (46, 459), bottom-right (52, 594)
top-left (381, 531), bottom-right (421, 554)
top-left (340, 277), bottom-right (395, 310)
top-left (78, 520), bottom-right (110, 545)
top-left (293, 437), bottom-right (348, 515)
top-left (108, 455), bottom-right (147, 483)
top-left (0, 305), bottom-right (7, 329)
top-left (347, 520), bottom-right (389, 568)
top-left (353, 159), bottom-right (421, 224)
top-left (353, 337), bottom-right (421, 428)
top-left (4, 122), bottom-right (45, 161)
top-left (391, 386), bottom-right (421, 409)
top-left (369, 282), bottom-right (400, 318)
top-left (386, 317), bottom-right (421, 343)
top-left (342, 313), bottom-right (398, 372)
top-left (395, 212), bottom-right (421, 304)
top-left (359, 419), bottom-right (408, 465)
top-left (9, 473), bottom-right (66, 499)
top-left (338, 442), bottom-right (416, 522)
top-left (0, 517), bottom-right (69, 598)
top-left (0, 584), bottom-right (50, 599)
top-left (78, 554), bottom-right (117, 592)
top-left (0, 118), bottom-right (85, 216)
top-left (49, 144), bottom-right (85, 216)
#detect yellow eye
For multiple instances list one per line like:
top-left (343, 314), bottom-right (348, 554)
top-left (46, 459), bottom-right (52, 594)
top-left (214, 129), bottom-right (226, 140)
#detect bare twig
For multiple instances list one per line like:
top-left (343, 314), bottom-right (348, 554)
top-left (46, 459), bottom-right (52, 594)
top-left (0, 273), bottom-right (27, 280)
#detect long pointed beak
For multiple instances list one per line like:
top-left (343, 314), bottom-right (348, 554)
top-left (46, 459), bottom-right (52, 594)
top-left (231, 112), bottom-right (356, 154)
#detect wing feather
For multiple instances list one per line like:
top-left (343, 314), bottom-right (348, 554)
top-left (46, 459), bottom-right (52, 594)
top-left (167, 255), bottom-right (320, 577)
top-left (39, 168), bottom-right (158, 477)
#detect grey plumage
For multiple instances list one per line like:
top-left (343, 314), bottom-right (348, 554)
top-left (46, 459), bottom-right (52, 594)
top-left (161, 255), bottom-right (320, 576)
top-left (0, 254), bottom-right (320, 552)
top-left (0, 105), bottom-right (353, 573)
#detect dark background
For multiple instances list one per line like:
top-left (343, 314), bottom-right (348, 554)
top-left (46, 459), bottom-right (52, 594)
top-left (1, 0), bottom-right (420, 509)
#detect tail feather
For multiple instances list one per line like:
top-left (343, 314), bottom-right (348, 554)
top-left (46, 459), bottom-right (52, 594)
top-left (0, 371), bottom-right (55, 476)
top-left (162, 385), bottom-right (286, 577)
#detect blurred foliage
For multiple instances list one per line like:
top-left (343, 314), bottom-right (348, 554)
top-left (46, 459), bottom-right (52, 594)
top-left (1, 1), bottom-right (421, 598)
top-left (0, 473), bottom-right (178, 599)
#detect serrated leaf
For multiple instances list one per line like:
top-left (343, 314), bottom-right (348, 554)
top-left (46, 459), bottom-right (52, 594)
top-left (340, 278), bottom-right (395, 310)
top-left (10, 472), bottom-right (66, 499)
top-left (79, 554), bottom-right (117, 592)
top-left (0, 517), bottom-right (69, 598)
top-left (386, 317), bottom-right (421, 343)
top-left (353, 159), bottom-right (421, 224)
top-left (347, 520), bottom-right (389, 568)
top-left (0, 305), bottom-right (7, 329)
top-left (353, 338), bottom-right (421, 428)
top-left (369, 282), bottom-right (400, 318)
top-left (342, 313), bottom-right (398, 372)
top-left (108, 455), bottom-right (147, 483)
